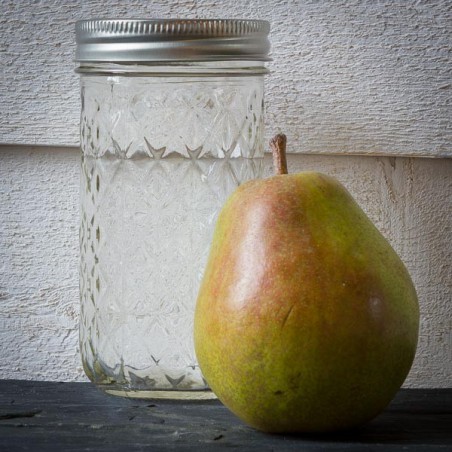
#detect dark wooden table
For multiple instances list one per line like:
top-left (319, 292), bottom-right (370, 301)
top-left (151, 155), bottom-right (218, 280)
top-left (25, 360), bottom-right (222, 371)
top-left (0, 380), bottom-right (451, 451)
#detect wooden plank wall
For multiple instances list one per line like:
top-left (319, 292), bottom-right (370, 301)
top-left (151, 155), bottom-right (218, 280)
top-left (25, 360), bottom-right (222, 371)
top-left (0, 1), bottom-right (450, 385)
top-left (1, 0), bottom-right (451, 156)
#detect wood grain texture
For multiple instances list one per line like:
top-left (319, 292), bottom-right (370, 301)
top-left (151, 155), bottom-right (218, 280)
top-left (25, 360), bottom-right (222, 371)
top-left (0, 381), bottom-right (451, 450)
top-left (1, 0), bottom-right (451, 156)
top-left (0, 145), bottom-right (450, 386)
top-left (0, 146), bottom-right (80, 382)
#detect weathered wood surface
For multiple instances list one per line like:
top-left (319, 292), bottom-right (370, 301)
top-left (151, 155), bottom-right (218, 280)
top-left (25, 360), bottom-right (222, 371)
top-left (0, 381), bottom-right (451, 451)
top-left (0, 146), bottom-right (451, 387)
top-left (1, 0), bottom-right (451, 156)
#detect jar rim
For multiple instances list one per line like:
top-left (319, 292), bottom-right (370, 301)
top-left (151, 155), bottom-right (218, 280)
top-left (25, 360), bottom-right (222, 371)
top-left (75, 61), bottom-right (270, 76)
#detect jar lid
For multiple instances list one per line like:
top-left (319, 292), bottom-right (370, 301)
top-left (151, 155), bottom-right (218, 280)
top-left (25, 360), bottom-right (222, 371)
top-left (75, 19), bottom-right (271, 63)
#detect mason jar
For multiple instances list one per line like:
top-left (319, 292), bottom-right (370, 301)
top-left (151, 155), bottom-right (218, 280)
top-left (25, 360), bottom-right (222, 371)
top-left (75, 19), bottom-right (270, 399)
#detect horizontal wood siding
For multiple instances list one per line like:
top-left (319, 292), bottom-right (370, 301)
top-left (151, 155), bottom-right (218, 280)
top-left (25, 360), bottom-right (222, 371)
top-left (0, 144), bottom-right (450, 386)
top-left (1, 0), bottom-right (451, 156)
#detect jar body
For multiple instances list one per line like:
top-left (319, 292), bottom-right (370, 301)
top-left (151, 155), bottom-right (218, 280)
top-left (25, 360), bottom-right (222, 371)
top-left (79, 64), bottom-right (265, 398)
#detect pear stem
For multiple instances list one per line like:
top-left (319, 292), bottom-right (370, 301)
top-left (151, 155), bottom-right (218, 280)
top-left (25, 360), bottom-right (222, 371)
top-left (270, 134), bottom-right (288, 175)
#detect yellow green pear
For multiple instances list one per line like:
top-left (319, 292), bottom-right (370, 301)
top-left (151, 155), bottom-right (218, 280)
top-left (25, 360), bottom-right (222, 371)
top-left (194, 135), bottom-right (419, 433)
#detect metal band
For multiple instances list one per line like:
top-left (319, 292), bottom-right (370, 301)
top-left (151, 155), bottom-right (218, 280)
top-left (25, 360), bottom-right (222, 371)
top-left (75, 19), bottom-right (271, 63)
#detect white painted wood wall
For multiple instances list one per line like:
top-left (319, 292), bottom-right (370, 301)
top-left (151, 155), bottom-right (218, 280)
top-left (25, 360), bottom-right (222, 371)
top-left (0, 1), bottom-right (451, 387)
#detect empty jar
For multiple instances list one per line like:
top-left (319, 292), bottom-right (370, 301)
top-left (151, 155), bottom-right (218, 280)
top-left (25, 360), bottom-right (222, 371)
top-left (75, 19), bottom-right (270, 399)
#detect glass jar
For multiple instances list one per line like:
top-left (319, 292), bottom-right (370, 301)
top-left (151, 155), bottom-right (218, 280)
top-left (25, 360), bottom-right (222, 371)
top-left (75, 19), bottom-right (270, 399)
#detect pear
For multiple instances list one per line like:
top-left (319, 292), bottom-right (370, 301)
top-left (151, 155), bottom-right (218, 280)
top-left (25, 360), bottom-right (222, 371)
top-left (194, 135), bottom-right (419, 433)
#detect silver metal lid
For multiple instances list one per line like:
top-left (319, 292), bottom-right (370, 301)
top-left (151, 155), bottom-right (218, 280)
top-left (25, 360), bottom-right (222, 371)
top-left (75, 19), bottom-right (271, 63)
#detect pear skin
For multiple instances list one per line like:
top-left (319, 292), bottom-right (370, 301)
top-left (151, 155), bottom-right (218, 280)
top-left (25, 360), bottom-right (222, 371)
top-left (194, 135), bottom-right (419, 433)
